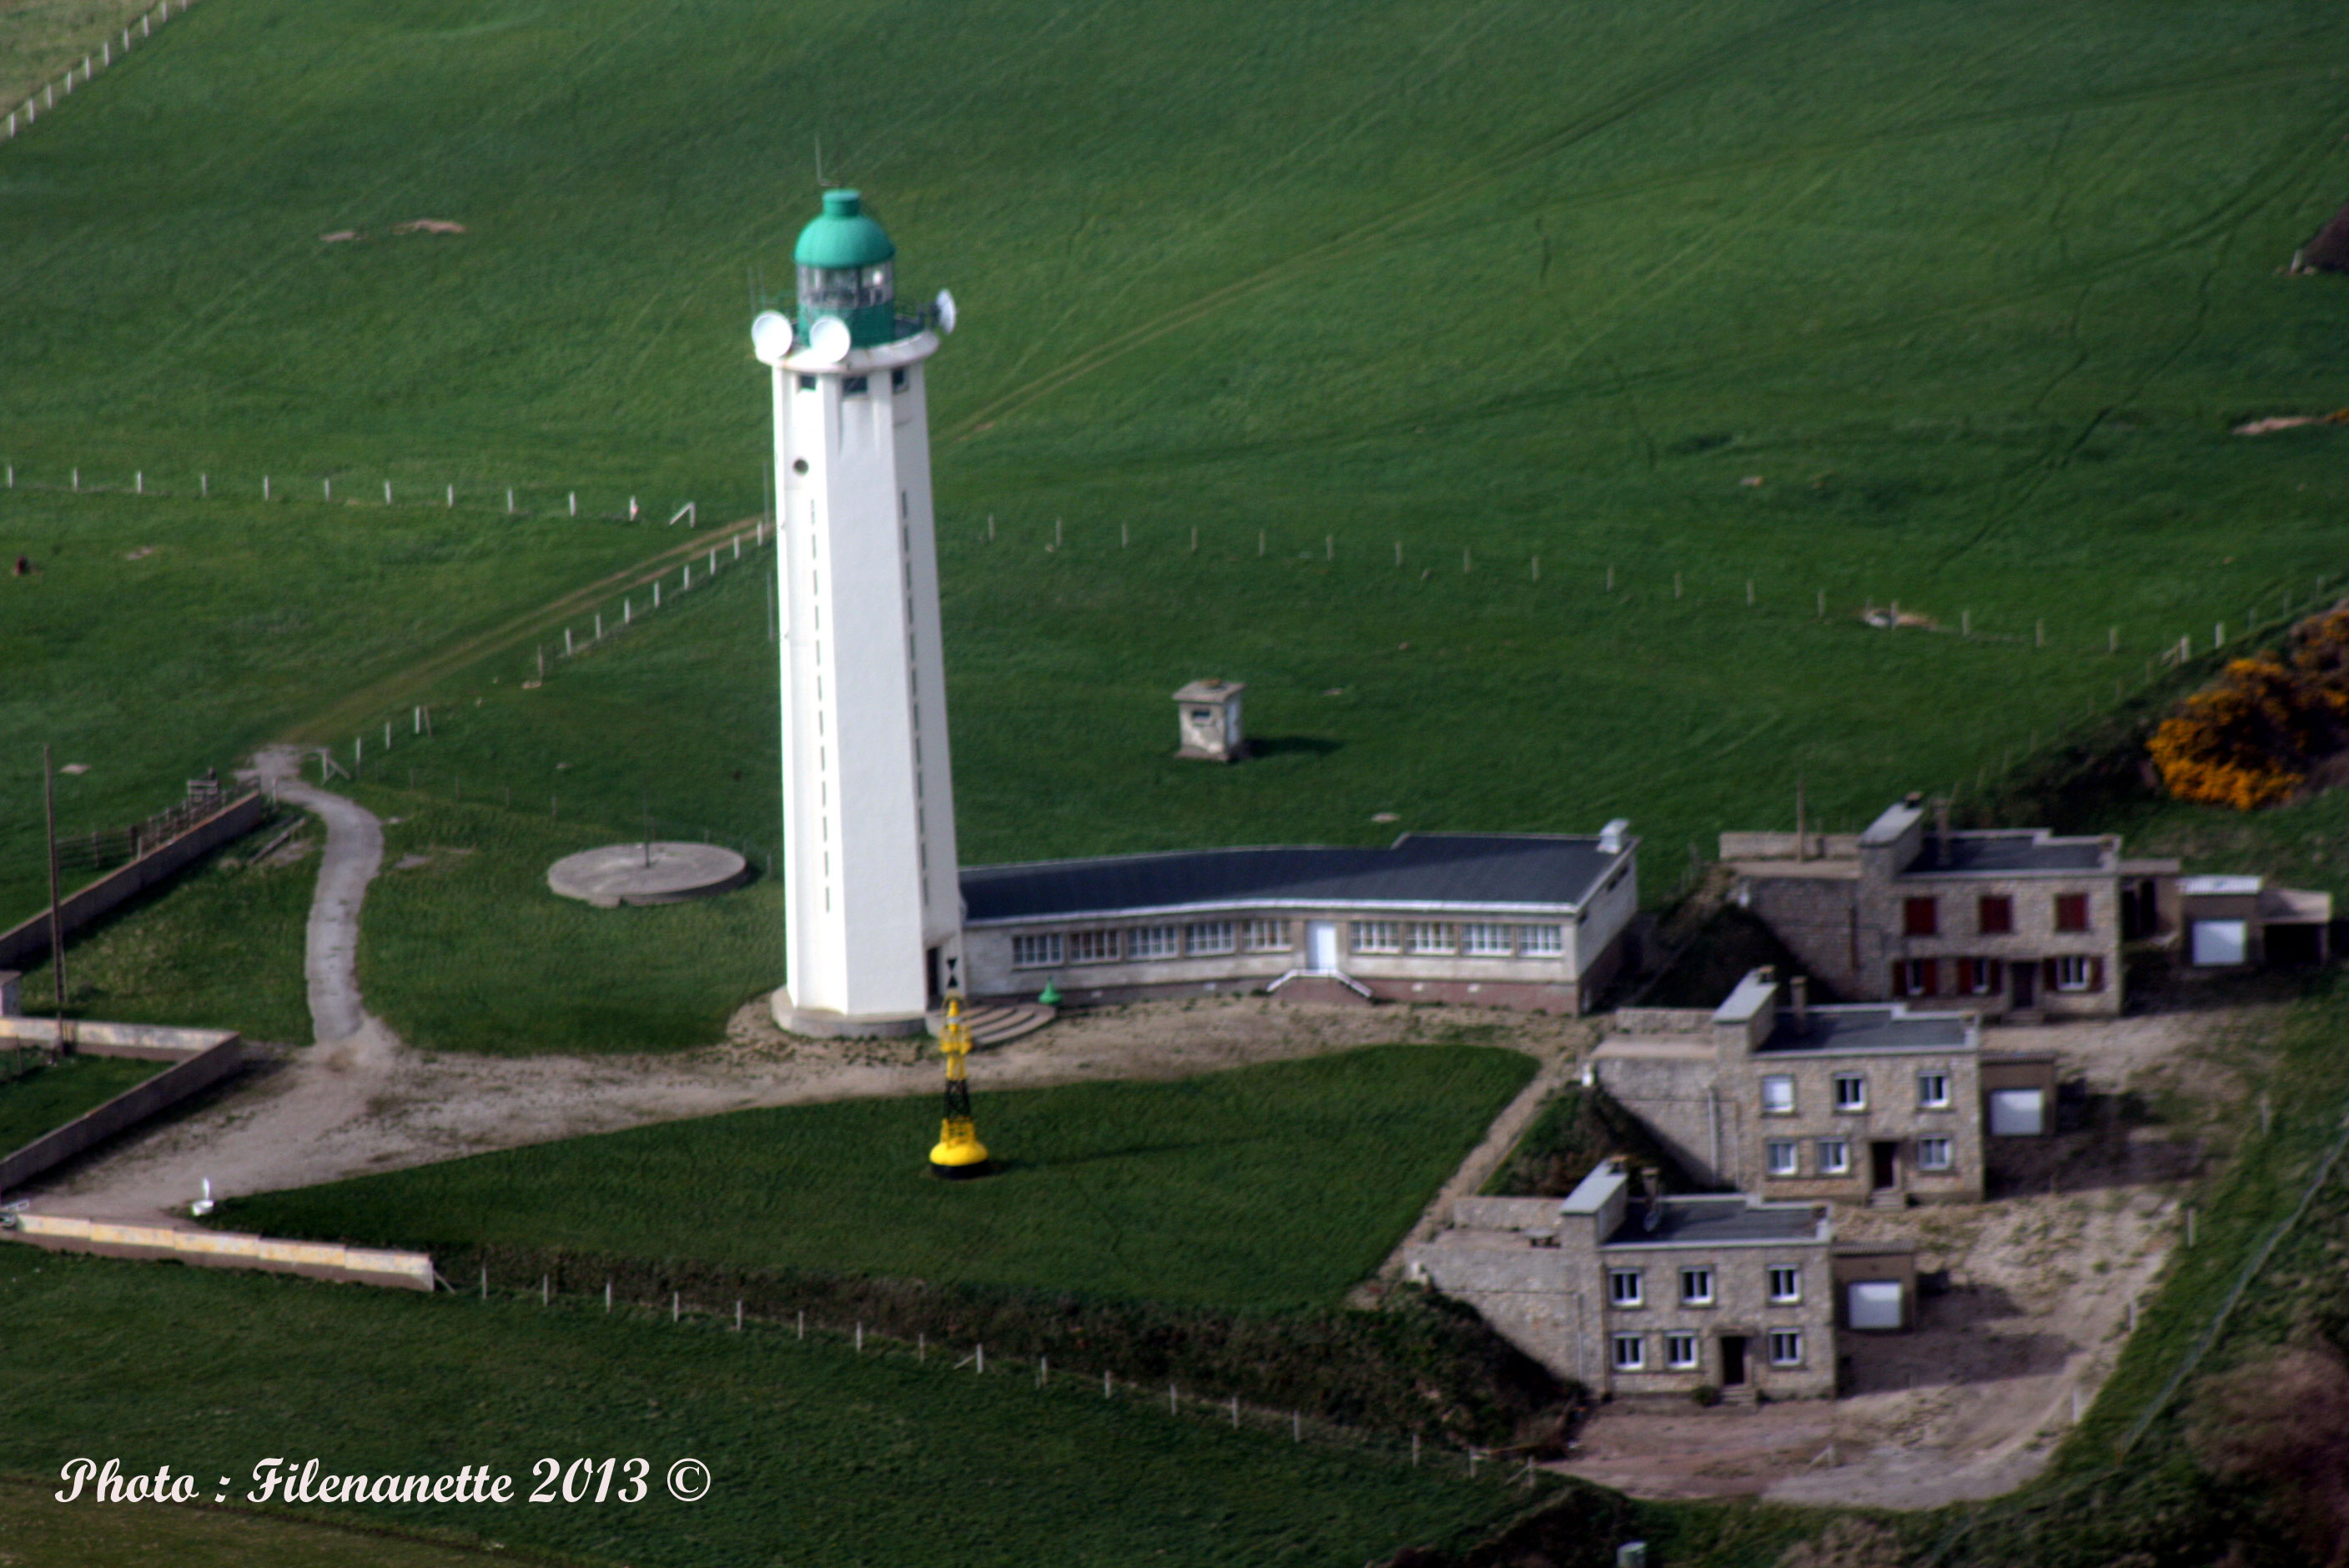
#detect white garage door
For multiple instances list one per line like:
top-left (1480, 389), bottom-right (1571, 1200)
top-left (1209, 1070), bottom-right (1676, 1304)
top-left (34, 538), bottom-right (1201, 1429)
top-left (2191, 919), bottom-right (2248, 967)
top-left (1988, 1088), bottom-right (2045, 1137)
top-left (1849, 1280), bottom-right (1904, 1331)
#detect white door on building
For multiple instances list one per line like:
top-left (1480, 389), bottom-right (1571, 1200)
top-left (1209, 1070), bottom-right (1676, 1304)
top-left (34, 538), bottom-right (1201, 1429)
top-left (1305, 921), bottom-right (1340, 974)
top-left (2191, 919), bottom-right (2248, 967)
top-left (1848, 1280), bottom-right (1904, 1331)
top-left (1987, 1088), bottom-right (2045, 1137)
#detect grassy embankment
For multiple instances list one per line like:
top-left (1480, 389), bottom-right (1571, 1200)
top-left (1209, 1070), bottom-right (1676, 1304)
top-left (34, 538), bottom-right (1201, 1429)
top-left (0, 0), bottom-right (170, 114)
top-left (0, 1048), bottom-right (158, 1151)
top-left (0, 1242), bottom-right (1542, 1568)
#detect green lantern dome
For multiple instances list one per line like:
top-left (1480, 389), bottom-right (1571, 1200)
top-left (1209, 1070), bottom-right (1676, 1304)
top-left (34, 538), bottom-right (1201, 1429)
top-left (793, 189), bottom-right (896, 269)
top-left (792, 190), bottom-right (903, 348)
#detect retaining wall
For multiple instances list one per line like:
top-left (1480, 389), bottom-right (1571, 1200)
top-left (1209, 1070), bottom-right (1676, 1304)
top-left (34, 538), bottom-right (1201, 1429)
top-left (0, 1020), bottom-right (244, 1193)
top-left (0, 790), bottom-right (269, 972)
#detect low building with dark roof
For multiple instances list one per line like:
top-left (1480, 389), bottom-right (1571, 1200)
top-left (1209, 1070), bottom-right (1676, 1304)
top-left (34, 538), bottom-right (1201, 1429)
top-left (958, 827), bottom-right (1639, 1013)
top-left (1406, 1159), bottom-right (1843, 1400)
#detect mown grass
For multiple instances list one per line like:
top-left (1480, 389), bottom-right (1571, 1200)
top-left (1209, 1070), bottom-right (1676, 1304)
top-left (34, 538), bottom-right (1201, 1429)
top-left (9, 817), bottom-right (316, 1042)
top-left (4, 0), bottom-right (2347, 929)
top-left (0, 1048), bottom-right (158, 1150)
top-left (0, 0), bottom-right (166, 114)
top-left (0, 1475), bottom-right (516, 1568)
top-left (0, 1245), bottom-right (1535, 1568)
top-left (226, 1045), bottom-right (1535, 1311)
top-left (345, 787), bottom-right (780, 1054)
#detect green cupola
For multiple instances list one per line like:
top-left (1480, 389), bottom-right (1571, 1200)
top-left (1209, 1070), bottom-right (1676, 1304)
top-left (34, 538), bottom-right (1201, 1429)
top-left (794, 190), bottom-right (899, 347)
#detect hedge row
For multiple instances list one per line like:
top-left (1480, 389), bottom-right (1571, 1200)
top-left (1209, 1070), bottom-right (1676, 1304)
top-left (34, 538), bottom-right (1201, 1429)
top-left (465, 1242), bottom-right (1572, 1445)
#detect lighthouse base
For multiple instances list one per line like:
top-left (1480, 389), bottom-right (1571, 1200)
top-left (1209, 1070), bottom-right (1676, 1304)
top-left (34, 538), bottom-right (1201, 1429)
top-left (927, 1158), bottom-right (996, 1181)
top-left (770, 988), bottom-right (929, 1039)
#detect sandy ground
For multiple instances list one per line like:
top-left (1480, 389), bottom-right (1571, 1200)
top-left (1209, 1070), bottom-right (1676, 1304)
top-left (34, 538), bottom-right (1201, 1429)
top-left (1557, 1010), bottom-right (2241, 1510)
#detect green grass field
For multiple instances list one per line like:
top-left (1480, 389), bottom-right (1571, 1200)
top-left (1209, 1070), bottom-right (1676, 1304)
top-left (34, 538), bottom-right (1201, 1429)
top-left (0, 1244), bottom-right (1538, 1568)
top-left (6, 0), bottom-right (2348, 930)
top-left (225, 1045), bottom-right (1535, 1309)
top-left (0, 1048), bottom-right (160, 1151)
top-left (0, 1475), bottom-right (518, 1568)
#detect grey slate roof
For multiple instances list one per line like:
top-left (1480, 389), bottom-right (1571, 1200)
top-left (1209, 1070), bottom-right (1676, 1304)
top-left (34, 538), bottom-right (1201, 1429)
top-left (961, 834), bottom-right (1624, 923)
top-left (1760, 1006), bottom-right (1971, 1054)
top-left (1904, 832), bottom-right (2108, 874)
top-left (1605, 1198), bottom-right (1822, 1247)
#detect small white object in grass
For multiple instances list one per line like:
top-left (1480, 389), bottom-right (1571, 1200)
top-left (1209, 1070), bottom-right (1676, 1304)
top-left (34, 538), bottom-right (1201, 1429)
top-left (1739, 475), bottom-right (1764, 487)
top-left (60, 763), bottom-right (89, 775)
top-left (1372, 812), bottom-right (1400, 824)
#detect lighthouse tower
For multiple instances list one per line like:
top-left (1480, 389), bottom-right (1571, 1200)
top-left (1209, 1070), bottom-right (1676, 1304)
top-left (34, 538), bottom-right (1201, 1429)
top-left (755, 190), bottom-right (961, 1036)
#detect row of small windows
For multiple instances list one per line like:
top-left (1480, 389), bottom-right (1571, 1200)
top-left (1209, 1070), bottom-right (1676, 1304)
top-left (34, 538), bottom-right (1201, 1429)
top-left (1612, 1329), bottom-right (1803, 1372)
top-left (1892, 955), bottom-right (2105, 998)
top-left (1011, 920), bottom-right (1290, 969)
top-left (1607, 1264), bottom-right (1803, 1309)
top-left (1352, 922), bottom-right (1564, 957)
top-left (1765, 1135), bottom-right (1954, 1177)
top-left (1009, 921), bottom-right (1565, 969)
top-left (1760, 1071), bottom-right (1952, 1117)
top-left (793, 368), bottom-right (913, 395)
top-left (1903, 892), bottom-right (2092, 938)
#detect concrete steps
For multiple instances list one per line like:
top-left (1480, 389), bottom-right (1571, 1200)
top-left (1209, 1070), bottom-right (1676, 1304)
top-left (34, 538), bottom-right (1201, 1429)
top-left (948, 1003), bottom-right (1056, 1048)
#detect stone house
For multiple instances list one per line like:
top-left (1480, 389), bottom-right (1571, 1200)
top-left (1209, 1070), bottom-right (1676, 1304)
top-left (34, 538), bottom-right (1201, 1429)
top-left (1719, 796), bottom-right (2162, 1019)
top-left (1592, 968), bottom-right (1992, 1205)
top-left (958, 828), bottom-right (1638, 1013)
top-left (1406, 1159), bottom-right (1839, 1400)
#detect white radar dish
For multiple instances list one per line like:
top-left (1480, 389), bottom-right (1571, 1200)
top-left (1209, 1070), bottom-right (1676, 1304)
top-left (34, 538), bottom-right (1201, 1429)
top-left (749, 310), bottom-right (795, 365)
top-left (935, 289), bottom-right (958, 334)
top-left (807, 315), bottom-right (853, 364)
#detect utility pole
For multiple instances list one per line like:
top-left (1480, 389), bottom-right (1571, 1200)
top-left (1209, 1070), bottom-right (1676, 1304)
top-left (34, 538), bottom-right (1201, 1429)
top-left (41, 744), bottom-right (68, 1057)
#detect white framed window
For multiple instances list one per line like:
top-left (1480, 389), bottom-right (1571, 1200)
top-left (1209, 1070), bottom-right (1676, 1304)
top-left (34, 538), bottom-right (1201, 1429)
top-left (1011, 933), bottom-right (1062, 969)
top-left (1817, 1138), bottom-right (1850, 1175)
top-left (1833, 1073), bottom-right (1868, 1112)
top-left (1965, 959), bottom-right (1999, 996)
top-left (1406, 921), bottom-right (1455, 954)
top-left (2052, 954), bottom-right (2095, 992)
top-left (1916, 1136), bottom-right (1954, 1172)
top-left (1612, 1334), bottom-right (1646, 1371)
top-left (1241, 918), bottom-right (1290, 953)
top-left (1068, 929), bottom-right (1120, 965)
top-left (1186, 921), bottom-right (1235, 956)
top-left (1917, 1072), bottom-right (1951, 1109)
top-left (1608, 1269), bottom-right (1643, 1308)
top-left (1766, 1139), bottom-right (1798, 1177)
top-left (1462, 922), bottom-right (1514, 957)
top-left (1352, 921), bottom-right (1401, 955)
top-left (1128, 926), bottom-right (1179, 961)
top-left (1768, 1329), bottom-right (1803, 1367)
top-left (1519, 925), bottom-right (1564, 956)
top-left (1664, 1333), bottom-right (1699, 1370)
top-left (1768, 1265), bottom-right (1802, 1304)
top-left (1761, 1075), bottom-right (1797, 1115)
top-left (1679, 1267), bottom-right (1715, 1307)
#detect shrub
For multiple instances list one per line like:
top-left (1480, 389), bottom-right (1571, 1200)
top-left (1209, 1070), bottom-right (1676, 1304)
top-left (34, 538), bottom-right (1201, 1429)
top-left (2150, 605), bottom-right (2349, 809)
top-left (1690, 1382), bottom-right (1722, 1407)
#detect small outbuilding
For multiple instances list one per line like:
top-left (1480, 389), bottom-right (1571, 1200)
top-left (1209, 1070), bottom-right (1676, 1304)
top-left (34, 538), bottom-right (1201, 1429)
top-left (1174, 679), bottom-right (1246, 761)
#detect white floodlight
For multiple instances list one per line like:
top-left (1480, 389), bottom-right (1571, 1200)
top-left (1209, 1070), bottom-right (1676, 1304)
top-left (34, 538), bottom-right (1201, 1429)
top-left (750, 309), bottom-right (795, 365)
top-left (807, 315), bottom-right (853, 364)
top-left (935, 289), bottom-right (958, 334)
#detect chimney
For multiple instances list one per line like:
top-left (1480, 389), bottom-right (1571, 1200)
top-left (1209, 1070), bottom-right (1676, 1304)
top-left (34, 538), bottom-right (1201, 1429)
top-left (1638, 1165), bottom-right (1664, 1232)
top-left (1934, 797), bottom-right (1952, 854)
top-left (1599, 818), bottom-right (1630, 856)
top-left (1789, 974), bottom-right (1808, 1030)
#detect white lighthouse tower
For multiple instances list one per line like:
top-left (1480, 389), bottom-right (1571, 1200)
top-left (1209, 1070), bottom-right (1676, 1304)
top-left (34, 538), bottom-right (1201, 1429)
top-left (753, 190), bottom-right (961, 1036)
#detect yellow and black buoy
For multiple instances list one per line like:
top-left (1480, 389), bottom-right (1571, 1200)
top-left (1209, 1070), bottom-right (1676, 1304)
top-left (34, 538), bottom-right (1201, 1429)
top-left (928, 994), bottom-right (993, 1180)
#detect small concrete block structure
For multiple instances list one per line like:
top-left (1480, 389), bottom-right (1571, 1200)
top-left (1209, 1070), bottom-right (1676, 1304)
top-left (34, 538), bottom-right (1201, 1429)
top-left (1979, 1052), bottom-right (2060, 1137)
top-left (1830, 1239), bottom-right (1919, 1333)
top-left (1174, 679), bottom-right (1246, 761)
top-left (546, 842), bottom-right (752, 908)
top-left (2179, 875), bottom-right (2333, 969)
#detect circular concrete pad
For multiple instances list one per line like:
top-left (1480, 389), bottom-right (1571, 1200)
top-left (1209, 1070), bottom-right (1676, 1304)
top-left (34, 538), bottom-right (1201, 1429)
top-left (546, 842), bottom-right (751, 908)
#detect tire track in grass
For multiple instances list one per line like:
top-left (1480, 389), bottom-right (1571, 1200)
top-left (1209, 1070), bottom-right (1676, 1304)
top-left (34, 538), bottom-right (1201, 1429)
top-left (285, 514), bottom-right (767, 745)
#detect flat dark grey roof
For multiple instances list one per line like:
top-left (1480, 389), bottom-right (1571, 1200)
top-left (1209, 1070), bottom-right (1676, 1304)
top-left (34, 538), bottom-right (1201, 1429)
top-left (1606, 1198), bottom-right (1821, 1248)
top-left (1904, 832), bottom-right (2107, 875)
top-left (962, 834), bottom-right (1627, 923)
top-left (1761, 1006), bottom-right (1971, 1053)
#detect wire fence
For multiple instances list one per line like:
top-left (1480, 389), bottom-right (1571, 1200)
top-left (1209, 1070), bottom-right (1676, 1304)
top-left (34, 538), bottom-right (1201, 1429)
top-left (3, 0), bottom-right (198, 143)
